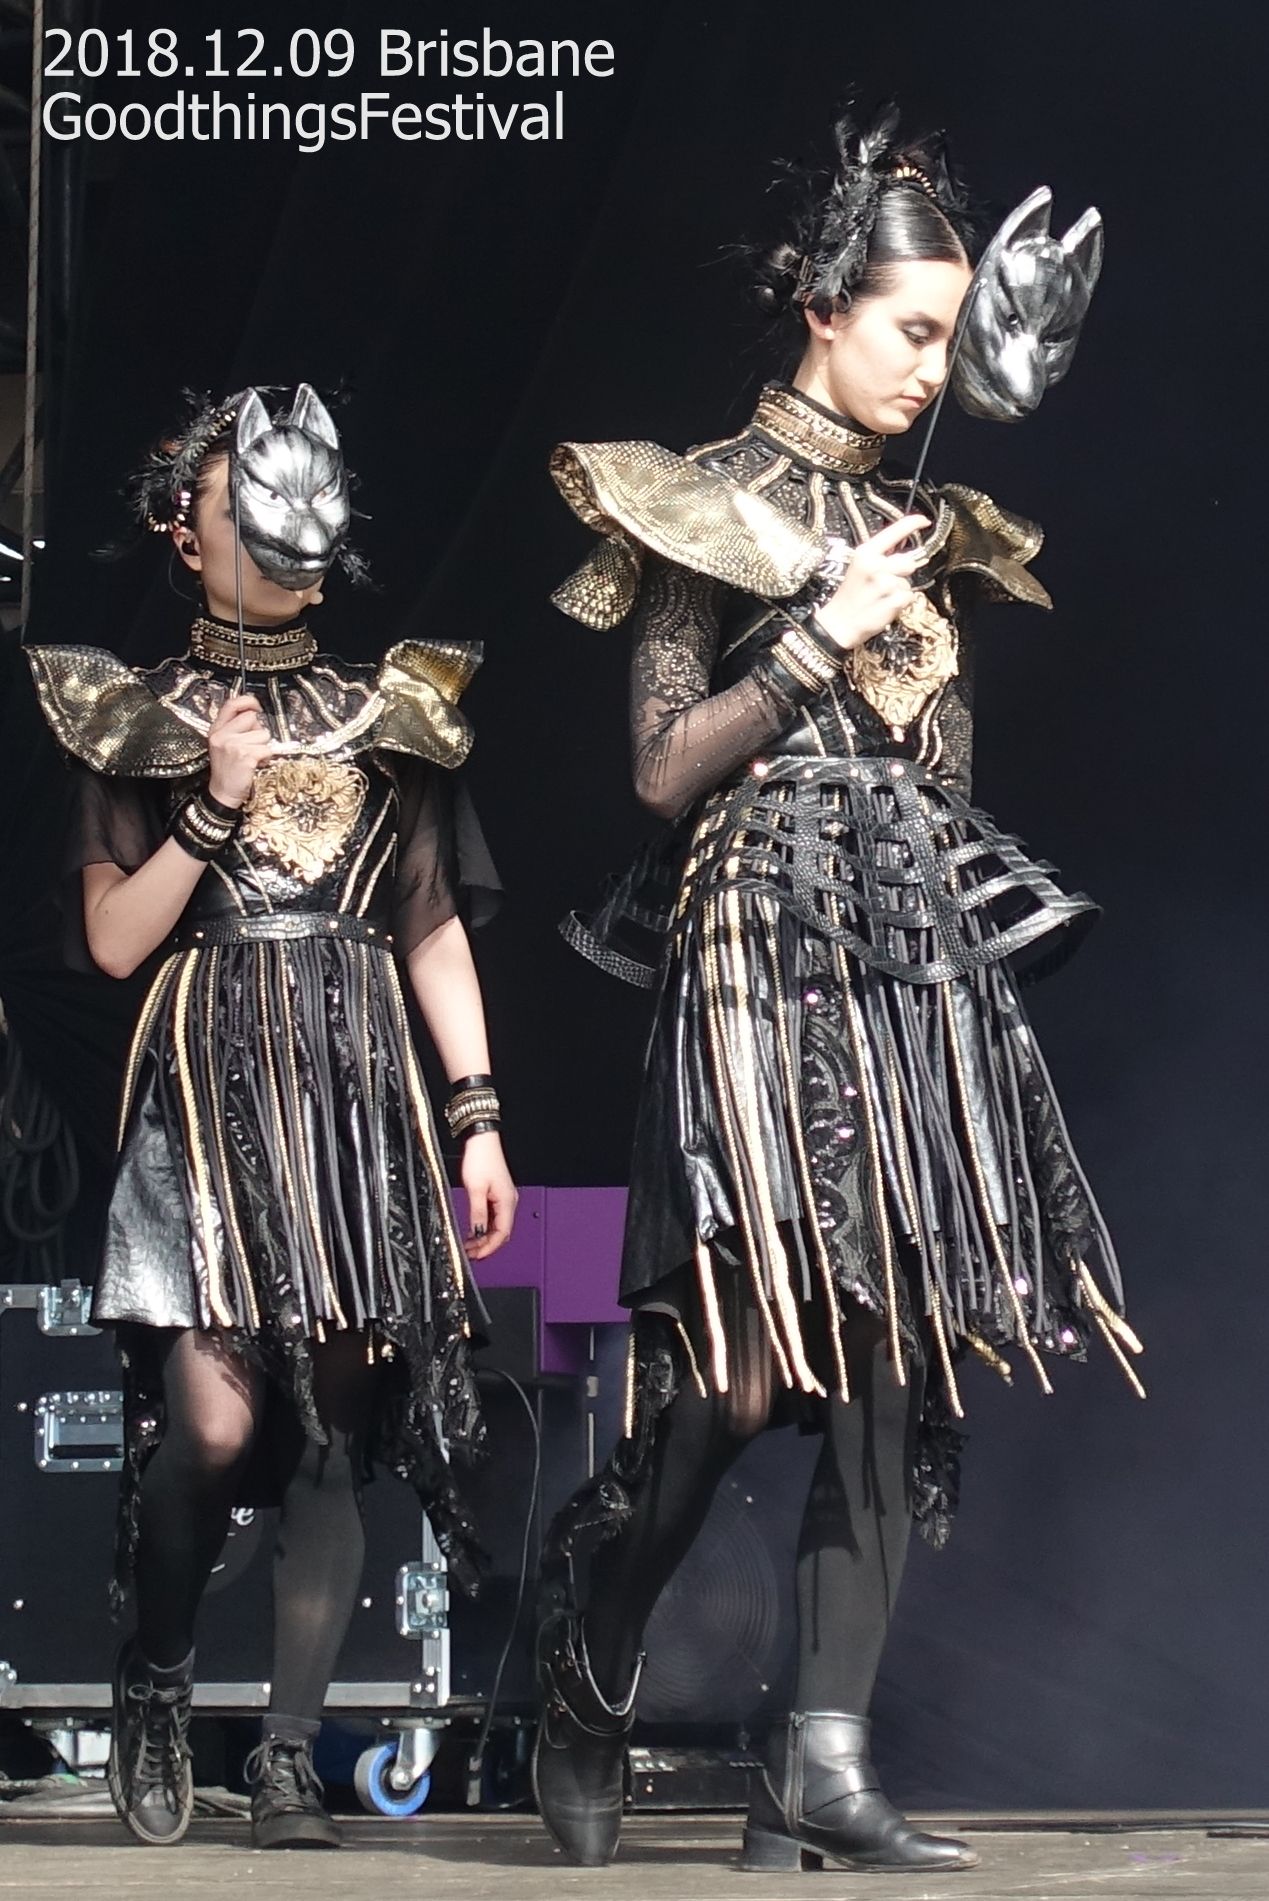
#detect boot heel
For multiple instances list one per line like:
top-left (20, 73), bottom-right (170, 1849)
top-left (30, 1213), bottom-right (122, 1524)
top-left (740, 1824), bottom-right (807, 1872)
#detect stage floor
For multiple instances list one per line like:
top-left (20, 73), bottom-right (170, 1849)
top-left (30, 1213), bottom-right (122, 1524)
top-left (1, 1813), bottom-right (1269, 1896)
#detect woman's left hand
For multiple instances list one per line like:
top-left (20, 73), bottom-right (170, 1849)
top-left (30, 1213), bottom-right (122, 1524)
top-left (461, 1132), bottom-right (519, 1260)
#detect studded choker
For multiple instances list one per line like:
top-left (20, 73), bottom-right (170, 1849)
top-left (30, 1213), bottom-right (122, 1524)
top-left (188, 617), bottom-right (317, 673)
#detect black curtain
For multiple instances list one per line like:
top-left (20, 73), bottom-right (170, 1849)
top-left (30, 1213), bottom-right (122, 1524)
top-left (5, 0), bottom-right (1266, 1807)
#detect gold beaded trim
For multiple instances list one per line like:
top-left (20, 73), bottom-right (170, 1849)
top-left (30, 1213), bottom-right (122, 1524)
top-left (189, 617), bottom-right (317, 673)
top-left (171, 792), bottom-right (238, 860)
top-left (144, 400), bottom-right (242, 532)
top-left (445, 1087), bottom-right (501, 1137)
top-left (778, 625), bottom-right (840, 692)
top-left (888, 159), bottom-right (937, 199)
top-left (180, 795), bottom-right (237, 845)
top-left (753, 383), bottom-right (884, 475)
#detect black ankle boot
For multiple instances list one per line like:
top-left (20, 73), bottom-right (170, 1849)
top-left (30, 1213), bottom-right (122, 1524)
top-left (741, 1712), bottom-right (978, 1873)
top-left (245, 1719), bottom-right (342, 1850)
top-left (531, 1611), bottom-right (643, 1866)
top-left (107, 1641), bottom-right (195, 1846)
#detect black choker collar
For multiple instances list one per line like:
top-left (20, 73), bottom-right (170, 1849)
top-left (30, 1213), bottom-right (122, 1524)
top-left (751, 382), bottom-right (884, 475)
top-left (189, 615), bottom-right (317, 673)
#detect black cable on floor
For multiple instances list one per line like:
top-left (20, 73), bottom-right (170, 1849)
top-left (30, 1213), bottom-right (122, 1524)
top-left (466, 1366), bottom-right (541, 1804)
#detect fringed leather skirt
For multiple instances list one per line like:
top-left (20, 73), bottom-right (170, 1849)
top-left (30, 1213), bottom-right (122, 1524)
top-left (100, 911), bottom-right (486, 1597)
top-left (614, 755), bottom-right (1142, 1540)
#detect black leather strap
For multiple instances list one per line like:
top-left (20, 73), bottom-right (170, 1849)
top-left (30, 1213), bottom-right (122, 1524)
top-left (175, 912), bottom-right (393, 949)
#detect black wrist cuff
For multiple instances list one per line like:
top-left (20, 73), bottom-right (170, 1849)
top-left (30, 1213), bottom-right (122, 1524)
top-left (201, 787), bottom-right (245, 823)
top-left (448, 1073), bottom-right (494, 1097)
top-left (169, 793), bottom-right (238, 863)
top-left (800, 616), bottom-right (845, 663)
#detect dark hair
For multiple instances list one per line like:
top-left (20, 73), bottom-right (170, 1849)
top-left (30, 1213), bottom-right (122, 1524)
top-left (752, 111), bottom-right (980, 347)
top-left (183, 420), bottom-right (238, 533)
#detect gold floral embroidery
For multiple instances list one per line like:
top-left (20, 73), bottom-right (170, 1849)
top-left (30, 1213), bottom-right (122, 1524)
top-left (846, 589), bottom-right (959, 737)
top-left (240, 755), bottom-right (368, 882)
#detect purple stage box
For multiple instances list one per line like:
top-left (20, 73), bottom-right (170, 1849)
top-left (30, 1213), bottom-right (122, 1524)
top-left (453, 1186), bottom-right (629, 1375)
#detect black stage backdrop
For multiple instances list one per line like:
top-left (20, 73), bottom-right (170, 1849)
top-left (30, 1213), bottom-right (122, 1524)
top-left (4, 0), bottom-right (1267, 1810)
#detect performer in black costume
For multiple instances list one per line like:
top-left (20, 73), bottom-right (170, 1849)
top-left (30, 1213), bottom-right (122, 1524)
top-left (533, 114), bottom-right (1140, 1873)
top-left (25, 386), bottom-right (517, 1850)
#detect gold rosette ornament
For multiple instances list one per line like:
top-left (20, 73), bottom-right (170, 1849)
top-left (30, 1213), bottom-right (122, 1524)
top-left (846, 589), bottom-right (960, 737)
top-left (240, 756), bottom-right (368, 883)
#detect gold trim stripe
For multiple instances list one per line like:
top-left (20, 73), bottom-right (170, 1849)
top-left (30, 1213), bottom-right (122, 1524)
top-left (275, 947), bottom-right (347, 1329)
top-left (722, 885), bottom-right (822, 1397)
top-left (202, 948), bottom-right (259, 1330)
top-left (116, 954), bottom-right (179, 1149)
top-left (171, 951), bottom-right (233, 1326)
top-left (759, 902), bottom-right (848, 1399)
top-left (694, 1242), bottom-right (730, 1395)
top-left (940, 983), bottom-right (1052, 1394)
top-left (699, 893), bottom-right (793, 1389)
top-left (384, 956), bottom-right (471, 1317)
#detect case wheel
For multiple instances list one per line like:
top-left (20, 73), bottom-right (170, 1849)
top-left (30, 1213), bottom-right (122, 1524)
top-left (354, 1742), bottom-right (432, 1816)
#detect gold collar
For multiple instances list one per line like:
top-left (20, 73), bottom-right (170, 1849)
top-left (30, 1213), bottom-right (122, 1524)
top-left (751, 382), bottom-right (883, 475)
top-left (189, 617), bottom-right (317, 673)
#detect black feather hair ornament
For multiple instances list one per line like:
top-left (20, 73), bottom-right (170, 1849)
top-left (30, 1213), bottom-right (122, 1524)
top-left (811, 105), bottom-right (904, 305)
top-left (754, 105), bottom-right (979, 320)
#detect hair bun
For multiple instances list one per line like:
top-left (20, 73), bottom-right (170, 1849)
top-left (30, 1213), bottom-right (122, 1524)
top-left (753, 240), bottom-right (805, 314)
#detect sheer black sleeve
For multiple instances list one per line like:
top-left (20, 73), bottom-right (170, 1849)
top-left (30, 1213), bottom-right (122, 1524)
top-left (65, 766), bottom-right (164, 878)
top-left (629, 556), bottom-right (830, 822)
top-left (60, 766), bottom-right (167, 973)
top-left (393, 759), bottom-right (501, 955)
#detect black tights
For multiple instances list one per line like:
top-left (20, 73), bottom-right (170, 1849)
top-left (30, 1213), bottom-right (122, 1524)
top-left (582, 1289), bottom-right (924, 1716)
top-left (133, 1329), bottom-right (376, 1722)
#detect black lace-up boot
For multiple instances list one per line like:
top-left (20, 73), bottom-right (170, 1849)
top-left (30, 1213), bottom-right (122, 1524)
top-left (531, 1610), bottom-right (643, 1866)
top-left (107, 1641), bottom-right (195, 1846)
top-left (245, 1717), bottom-right (342, 1850)
top-left (741, 1712), bottom-right (978, 1873)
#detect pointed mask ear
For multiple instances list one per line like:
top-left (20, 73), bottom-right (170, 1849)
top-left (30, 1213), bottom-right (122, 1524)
top-left (1062, 207), bottom-right (1105, 295)
top-left (289, 383), bottom-right (340, 449)
top-left (999, 185), bottom-right (1053, 251)
top-left (235, 389), bottom-right (271, 456)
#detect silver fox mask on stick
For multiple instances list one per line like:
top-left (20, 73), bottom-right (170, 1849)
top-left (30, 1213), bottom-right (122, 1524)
top-left (232, 383), bottom-right (351, 589)
top-left (952, 188), bottom-right (1104, 422)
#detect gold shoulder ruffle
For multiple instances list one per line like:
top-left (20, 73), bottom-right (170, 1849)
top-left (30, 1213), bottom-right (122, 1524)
top-left (25, 644), bottom-right (207, 777)
top-left (939, 484), bottom-right (1051, 609)
top-left (550, 440), bottom-right (824, 629)
top-left (372, 639), bottom-right (479, 769)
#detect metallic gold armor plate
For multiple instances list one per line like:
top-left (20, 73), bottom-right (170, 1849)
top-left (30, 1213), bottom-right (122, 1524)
top-left (550, 440), bottom-right (825, 629)
top-left (25, 636), bottom-right (481, 779)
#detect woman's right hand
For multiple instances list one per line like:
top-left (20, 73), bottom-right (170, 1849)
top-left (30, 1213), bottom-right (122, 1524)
top-left (814, 514), bottom-right (929, 653)
top-left (207, 693), bottom-right (272, 809)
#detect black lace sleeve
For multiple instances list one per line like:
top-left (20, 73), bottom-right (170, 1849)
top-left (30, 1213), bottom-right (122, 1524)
top-left (629, 557), bottom-right (827, 822)
top-left (932, 632), bottom-right (975, 800)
